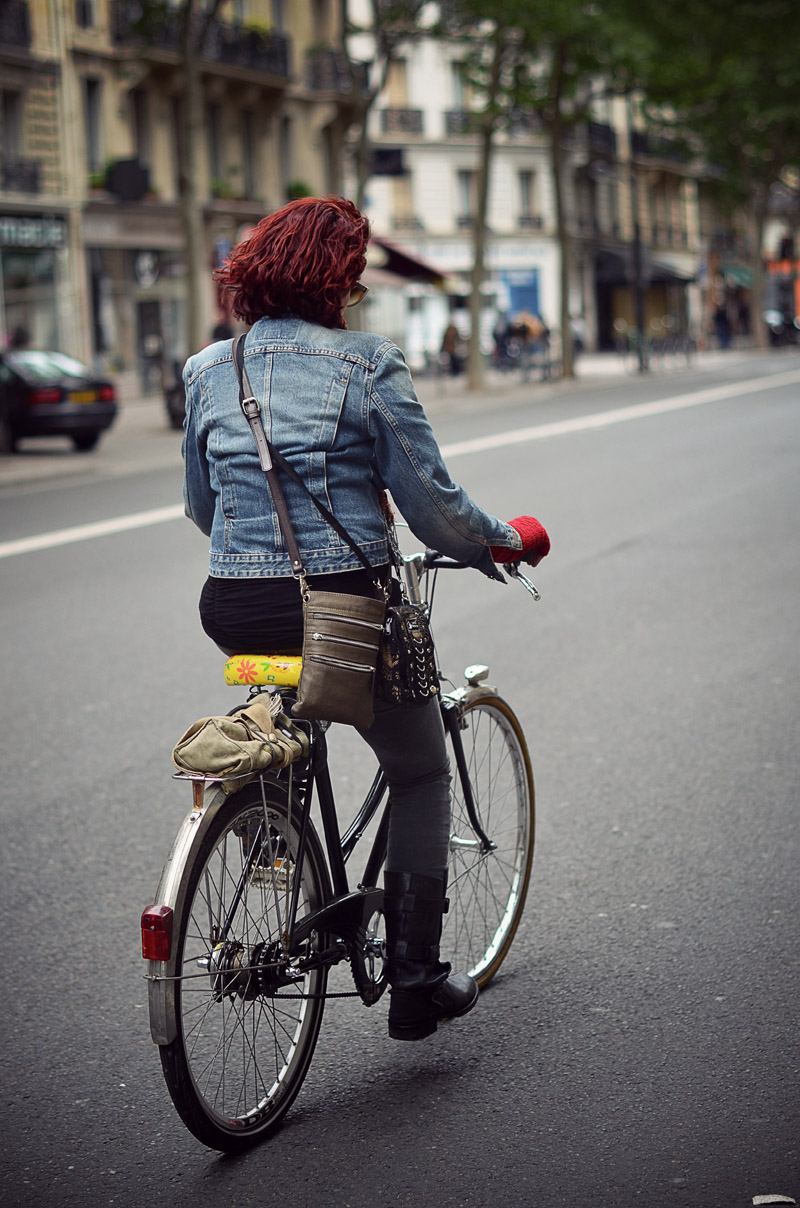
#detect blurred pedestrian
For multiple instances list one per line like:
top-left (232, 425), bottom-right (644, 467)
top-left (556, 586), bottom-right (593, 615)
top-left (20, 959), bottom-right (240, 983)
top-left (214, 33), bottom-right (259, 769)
top-left (440, 323), bottom-right (465, 376)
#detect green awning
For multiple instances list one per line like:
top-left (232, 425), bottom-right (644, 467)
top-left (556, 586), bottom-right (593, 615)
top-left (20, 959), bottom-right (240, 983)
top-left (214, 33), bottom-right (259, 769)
top-left (720, 262), bottom-right (754, 287)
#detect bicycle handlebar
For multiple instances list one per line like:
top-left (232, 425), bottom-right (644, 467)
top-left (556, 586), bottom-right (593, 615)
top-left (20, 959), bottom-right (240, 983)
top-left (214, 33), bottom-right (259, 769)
top-left (405, 549), bottom-right (541, 602)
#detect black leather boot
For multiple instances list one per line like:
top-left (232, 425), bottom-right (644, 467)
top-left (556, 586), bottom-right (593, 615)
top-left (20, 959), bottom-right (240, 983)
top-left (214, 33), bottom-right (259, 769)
top-left (383, 870), bottom-right (479, 1042)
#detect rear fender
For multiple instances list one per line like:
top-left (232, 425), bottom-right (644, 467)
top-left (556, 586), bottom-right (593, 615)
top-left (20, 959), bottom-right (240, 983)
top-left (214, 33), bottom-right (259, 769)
top-left (144, 782), bottom-right (228, 1045)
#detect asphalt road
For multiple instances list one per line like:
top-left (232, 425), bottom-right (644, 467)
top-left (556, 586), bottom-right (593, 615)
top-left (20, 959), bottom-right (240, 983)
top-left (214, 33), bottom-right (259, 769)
top-left (1, 350), bottom-right (798, 1207)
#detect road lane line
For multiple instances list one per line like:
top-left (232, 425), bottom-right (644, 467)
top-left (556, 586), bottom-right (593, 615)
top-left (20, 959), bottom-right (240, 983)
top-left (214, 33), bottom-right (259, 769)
top-left (2, 368), bottom-right (798, 560)
top-left (439, 367), bottom-right (800, 459)
top-left (0, 504), bottom-right (184, 560)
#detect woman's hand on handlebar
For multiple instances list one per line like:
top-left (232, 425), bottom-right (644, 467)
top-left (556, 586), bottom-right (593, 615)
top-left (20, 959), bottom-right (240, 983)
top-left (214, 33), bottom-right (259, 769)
top-left (490, 517), bottom-right (550, 567)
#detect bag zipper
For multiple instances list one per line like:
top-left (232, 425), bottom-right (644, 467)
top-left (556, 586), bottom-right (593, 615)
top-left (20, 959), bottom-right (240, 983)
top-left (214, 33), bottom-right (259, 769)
top-left (310, 610), bottom-right (384, 632)
top-left (307, 653), bottom-right (375, 674)
top-left (311, 632), bottom-right (379, 652)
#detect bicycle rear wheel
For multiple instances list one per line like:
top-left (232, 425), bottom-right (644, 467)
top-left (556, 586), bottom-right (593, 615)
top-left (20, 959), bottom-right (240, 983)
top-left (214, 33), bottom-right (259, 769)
top-left (158, 777), bottom-right (332, 1152)
top-left (443, 691), bottom-right (535, 988)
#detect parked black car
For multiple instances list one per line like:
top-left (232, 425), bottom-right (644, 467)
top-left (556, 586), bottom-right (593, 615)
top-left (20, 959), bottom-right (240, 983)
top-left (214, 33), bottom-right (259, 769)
top-left (0, 350), bottom-right (118, 454)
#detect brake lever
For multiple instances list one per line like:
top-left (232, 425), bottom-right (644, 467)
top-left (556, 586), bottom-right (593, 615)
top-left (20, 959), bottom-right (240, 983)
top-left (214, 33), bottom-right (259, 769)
top-left (506, 562), bottom-right (541, 601)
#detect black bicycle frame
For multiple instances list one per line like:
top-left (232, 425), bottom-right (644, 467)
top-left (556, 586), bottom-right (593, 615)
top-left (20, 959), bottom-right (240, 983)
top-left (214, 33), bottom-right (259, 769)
top-left (276, 690), bottom-right (492, 954)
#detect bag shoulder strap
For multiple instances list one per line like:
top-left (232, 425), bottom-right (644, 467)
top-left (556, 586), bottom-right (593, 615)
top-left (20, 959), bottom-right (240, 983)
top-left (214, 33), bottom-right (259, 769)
top-left (232, 334), bottom-right (381, 588)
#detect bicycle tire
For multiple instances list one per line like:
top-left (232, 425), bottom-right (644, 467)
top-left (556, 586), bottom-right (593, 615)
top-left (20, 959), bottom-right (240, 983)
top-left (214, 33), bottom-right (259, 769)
top-left (158, 777), bottom-right (332, 1153)
top-left (442, 691), bottom-right (535, 988)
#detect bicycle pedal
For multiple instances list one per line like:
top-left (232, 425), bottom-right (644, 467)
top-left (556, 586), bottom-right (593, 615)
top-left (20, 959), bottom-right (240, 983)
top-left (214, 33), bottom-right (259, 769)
top-left (250, 858), bottom-right (293, 890)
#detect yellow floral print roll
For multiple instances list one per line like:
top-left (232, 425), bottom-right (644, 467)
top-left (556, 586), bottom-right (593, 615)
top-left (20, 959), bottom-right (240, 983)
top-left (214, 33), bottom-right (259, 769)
top-left (223, 655), bottom-right (303, 687)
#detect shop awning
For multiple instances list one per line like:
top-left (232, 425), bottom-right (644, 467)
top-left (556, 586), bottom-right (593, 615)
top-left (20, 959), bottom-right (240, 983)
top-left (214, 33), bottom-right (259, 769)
top-left (367, 237), bottom-right (446, 287)
top-left (720, 262), bottom-right (754, 287)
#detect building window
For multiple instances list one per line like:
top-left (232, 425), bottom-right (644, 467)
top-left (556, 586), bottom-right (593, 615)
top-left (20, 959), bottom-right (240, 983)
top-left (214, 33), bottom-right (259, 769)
top-left (311, 0), bottom-right (330, 40)
top-left (272, 0), bottom-right (286, 30)
top-left (171, 96), bottom-right (184, 197)
top-left (207, 102), bottom-right (222, 186)
top-left (457, 169), bottom-right (476, 223)
top-left (519, 170), bottom-right (535, 217)
top-left (1, 90), bottom-right (24, 157)
top-left (242, 109), bottom-right (256, 199)
top-left (82, 77), bottom-right (103, 172)
top-left (279, 114), bottom-right (292, 193)
top-left (75, 0), bottom-right (94, 28)
top-left (385, 58), bottom-right (408, 106)
top-left (132, 89), bottom-right (150, 168)
top-left (450, 60), bottom-right (466, 107)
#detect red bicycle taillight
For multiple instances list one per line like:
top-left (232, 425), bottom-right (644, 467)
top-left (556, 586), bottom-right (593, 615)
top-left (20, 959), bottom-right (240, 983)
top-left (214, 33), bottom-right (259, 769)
top-left (28, 387), bottom-right (62, 405)
top-left (141, 905), bottom-right (173, 961)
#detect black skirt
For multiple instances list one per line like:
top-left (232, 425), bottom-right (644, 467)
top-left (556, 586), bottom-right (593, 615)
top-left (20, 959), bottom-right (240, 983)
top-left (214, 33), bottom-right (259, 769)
top-left (199, 566), bottom-right (390, 656)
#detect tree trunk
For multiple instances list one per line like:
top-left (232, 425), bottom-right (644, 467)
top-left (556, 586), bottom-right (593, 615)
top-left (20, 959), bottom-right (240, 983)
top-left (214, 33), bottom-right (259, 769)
top-left (467, 38), bottom-right (503, 392)
top-left (548, 46), bottom-right (573, 379)
top-left (177, 0), bottom-right (224, 357)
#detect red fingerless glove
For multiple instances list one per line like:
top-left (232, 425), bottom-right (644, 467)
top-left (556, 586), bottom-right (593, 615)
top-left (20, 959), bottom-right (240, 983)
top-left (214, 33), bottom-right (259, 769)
top-left (490, 516), bottom-right (550, 564)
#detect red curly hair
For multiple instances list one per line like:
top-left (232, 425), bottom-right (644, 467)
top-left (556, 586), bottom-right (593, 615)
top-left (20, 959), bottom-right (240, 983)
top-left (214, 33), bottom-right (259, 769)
top-left (217, 196), bottom-right (370, 329)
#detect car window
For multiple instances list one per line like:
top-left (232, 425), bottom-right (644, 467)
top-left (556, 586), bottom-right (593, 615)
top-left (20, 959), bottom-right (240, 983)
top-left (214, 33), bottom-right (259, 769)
top-left (4, 351), bottom-right (92, 382)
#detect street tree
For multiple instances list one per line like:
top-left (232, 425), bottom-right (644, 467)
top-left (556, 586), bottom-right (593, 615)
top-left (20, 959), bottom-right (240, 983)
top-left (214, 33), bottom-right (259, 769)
top-left (447, 0), bottom-right (646, 384)
top-left (343, 0), bottom-right (431, 211)
top-left (631, 0), bottom-right (800, 348)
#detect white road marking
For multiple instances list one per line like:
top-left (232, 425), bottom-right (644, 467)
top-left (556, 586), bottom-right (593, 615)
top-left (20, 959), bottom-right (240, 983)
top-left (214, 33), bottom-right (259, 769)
top-left (439, 367), bottom-right (800, 459)
top-left (1, 368), bottom-right (798, 561)
top-left (0, 504), bottom-right (184, 560)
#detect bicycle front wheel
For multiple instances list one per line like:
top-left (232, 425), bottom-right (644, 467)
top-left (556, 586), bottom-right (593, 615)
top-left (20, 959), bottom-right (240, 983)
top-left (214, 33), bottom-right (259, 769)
top-left (158, 777), bottom-right (332, 1152)
top-left (443, 691), bottom-right (535, 988)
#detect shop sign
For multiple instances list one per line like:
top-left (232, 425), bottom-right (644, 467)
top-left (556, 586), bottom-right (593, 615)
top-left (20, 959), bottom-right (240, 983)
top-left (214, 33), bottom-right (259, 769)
top-left (0, 215), bottom-right (67, 249)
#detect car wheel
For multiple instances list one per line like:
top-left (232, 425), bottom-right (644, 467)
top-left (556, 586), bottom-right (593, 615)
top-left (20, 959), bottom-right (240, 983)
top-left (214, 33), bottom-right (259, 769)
top-left (0, 413), bottom-right (17, 456)
top-left (72, 432), bottom-right (101, 452)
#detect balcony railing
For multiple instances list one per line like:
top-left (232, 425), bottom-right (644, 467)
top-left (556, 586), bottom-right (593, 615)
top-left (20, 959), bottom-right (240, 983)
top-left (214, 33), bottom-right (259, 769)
top-left (631, 130), bottom-right (690, 164)
top-left (0, 0), bottom-right (31, 49)
top-left (307, 48), bottom-right (367, 95)
top-left (445, 110), bottom-right (482, 136)
top-left (1, 158), bottom-right (40, 193)
top-left (380, 108), bottom-right (424, 135)
top-left (110, 2), bottom-right (290, 78)
top-left (518, 214), bottom-right (543, 230)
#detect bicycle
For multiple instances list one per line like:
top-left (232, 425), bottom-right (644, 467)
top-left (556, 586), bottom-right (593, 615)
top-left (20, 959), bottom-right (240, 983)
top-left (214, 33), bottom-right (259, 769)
top-left (141, 550), bottom-right (539, 1153)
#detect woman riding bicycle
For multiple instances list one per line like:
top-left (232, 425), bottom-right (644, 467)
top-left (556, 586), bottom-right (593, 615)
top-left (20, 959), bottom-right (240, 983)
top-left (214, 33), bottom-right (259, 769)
top-left (181, 195), bottom-right (550, 1042)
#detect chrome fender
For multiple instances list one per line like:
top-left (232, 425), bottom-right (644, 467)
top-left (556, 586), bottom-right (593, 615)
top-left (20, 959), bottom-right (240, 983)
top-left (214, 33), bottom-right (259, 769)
top-left (145, 782), bottom-right (228, 1045)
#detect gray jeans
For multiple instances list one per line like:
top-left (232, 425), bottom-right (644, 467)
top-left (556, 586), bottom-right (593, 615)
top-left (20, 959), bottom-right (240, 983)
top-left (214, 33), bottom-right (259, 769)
top-left (356, 696), bottom-right (451, 877)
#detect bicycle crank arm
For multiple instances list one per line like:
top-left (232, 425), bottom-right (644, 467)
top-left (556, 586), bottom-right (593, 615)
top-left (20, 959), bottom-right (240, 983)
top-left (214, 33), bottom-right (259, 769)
top-left (290, 886), bottom-right (385, 949)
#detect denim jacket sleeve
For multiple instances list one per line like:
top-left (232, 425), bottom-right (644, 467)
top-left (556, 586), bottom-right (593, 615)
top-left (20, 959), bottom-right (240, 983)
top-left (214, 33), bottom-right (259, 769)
top-left (181, 358), bottom-right (215, 537)
top-left (368, 343), bottom-right (521, 581)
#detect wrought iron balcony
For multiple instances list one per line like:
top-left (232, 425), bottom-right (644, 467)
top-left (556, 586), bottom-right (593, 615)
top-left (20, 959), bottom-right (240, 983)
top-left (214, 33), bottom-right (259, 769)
top-left (1, 158), bottom-right (40, 193)
top-left (518, 214), bottom-right (543, 230)
top-left (307, 48), bottom-right (367, 95)
top-left (445, 110), bottom-right (482, 136)
top-left (110, 2), bottom-right (290, 78)
top-left (631, 129), bottom-right (690, 164)
top-left (380, 108), bottom-right (424, 135)
top-left (0, 0), bottom-right (31, 49)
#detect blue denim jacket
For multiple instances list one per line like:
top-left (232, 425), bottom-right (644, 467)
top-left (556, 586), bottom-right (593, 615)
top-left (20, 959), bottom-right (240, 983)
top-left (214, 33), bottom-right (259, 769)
top-left (182, 317), bottom-right (520, 581)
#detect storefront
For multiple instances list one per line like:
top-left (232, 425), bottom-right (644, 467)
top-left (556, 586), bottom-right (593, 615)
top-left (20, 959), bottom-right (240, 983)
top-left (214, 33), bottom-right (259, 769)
top-left (82, 204), bottom-right (188, 396)
top-left (0, 213), bottom-right (67, 351)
